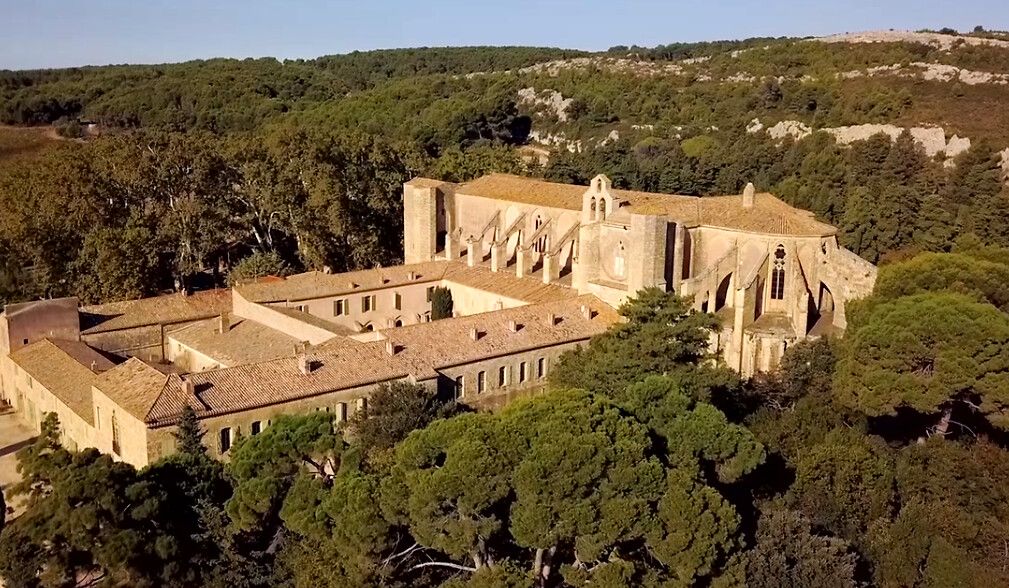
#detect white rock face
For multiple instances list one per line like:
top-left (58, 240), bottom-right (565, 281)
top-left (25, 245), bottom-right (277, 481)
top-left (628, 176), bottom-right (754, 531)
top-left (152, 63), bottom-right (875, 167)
top-left (748, 119), bottom-right (977, 161)
top-left (1000, 148), bottom-right (1009, 181)
top-left (517, 87), bottom-right (574, 122)
top-left (945, 135), bottom-right (972, 159)
top-left (815, 30), bottom-right (1009, 50)
top-left (838, 62), bottom-right (1009, 86)
top-left (766, 120), bottom-right (812, 140)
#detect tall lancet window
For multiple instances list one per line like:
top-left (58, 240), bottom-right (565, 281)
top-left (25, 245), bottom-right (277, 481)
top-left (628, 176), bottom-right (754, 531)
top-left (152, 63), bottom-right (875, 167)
top-left (770, 245), bottom-right (786, 300)
top-left (614, 242), bottom-right (626, 278)
top-left (533, 215), bottom-right (547, 253)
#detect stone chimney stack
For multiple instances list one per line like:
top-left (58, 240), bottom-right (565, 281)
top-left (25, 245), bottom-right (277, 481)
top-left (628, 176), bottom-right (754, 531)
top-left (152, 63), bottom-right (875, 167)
top-left (507, 319), bottom-right (518, 333)
top-left (743, 182), bottom-right (755, 208)
top-left (182, 377), bottom-right (195, 396)
top-left (469, 327), bottom-right (479, 341)
top-left (546, 312), bottom-right (556, 326)
top-left (385, 340), bottom-right (397, 355)
top-left (580, 305), bottom-right (592, 320)
top-left (218, 311), bottom-right (230, 334)
top-left (297, 354), bottom-right (311, 375)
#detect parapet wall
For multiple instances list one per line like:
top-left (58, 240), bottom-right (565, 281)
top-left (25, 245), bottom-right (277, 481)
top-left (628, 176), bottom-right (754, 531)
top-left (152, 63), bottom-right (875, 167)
top-left (231, 290), bottom-right (337, 345)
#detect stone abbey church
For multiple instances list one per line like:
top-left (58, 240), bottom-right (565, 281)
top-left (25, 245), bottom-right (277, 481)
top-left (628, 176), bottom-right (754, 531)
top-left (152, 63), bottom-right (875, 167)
top-left (0, 173), bottom-right (875, 468)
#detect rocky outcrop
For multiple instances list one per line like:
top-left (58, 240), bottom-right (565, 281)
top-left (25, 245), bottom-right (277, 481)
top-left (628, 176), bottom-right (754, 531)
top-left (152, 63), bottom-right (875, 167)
top-left (815, 30), bottom-right (1009, 50)
top-left (517, 88), bottom-right (573, 122)
top-left (747, 119), bottom-right (973, 160)
top-left (840, 62), bottom-right (1009, 86)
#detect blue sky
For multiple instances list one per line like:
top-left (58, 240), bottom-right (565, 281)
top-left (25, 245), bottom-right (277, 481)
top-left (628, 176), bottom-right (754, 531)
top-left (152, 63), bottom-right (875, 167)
top-left (2, 0), bottom-right (1007, 70)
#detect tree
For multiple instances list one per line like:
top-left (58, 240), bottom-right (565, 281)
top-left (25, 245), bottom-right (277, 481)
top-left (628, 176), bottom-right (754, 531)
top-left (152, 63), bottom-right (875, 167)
top-left (835, 292), bottom-right (1009, 437)
top-left (381, 413), bottom-right (522, 572)
top-left (173, 404), bottom-right (209, 457)
top-left (790, 429), bottom-right (895, 542)
top-left (430, 286), bottom-right (454, 320)
top-left (868, 439), bottom-right (1009, 587)
top-left (347, 380), bottom-right (457, 454)
top-left (226, 413), bottom-right (345, 533)
top-left (503, 389), bottom-right (666, 581)
top-left (228, 251), bottom-right (292, 285)
top-left (550, 287), bottom-right (723, 396)
top-left (745, 509), bottom-right (859, 588)
top-left (872, 251), bottom-right (1009, 312)
top-left (0, 414), bottom-right (215, 587)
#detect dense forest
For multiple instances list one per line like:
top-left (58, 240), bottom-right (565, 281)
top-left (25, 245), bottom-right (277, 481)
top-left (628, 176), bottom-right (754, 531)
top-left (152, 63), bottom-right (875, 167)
top-left (1, 36), bottom-right (1008, 306)
top-left (3, 248), bottom-right (1009, 587)
top-left (2, 36), bottom-right (1009, 587)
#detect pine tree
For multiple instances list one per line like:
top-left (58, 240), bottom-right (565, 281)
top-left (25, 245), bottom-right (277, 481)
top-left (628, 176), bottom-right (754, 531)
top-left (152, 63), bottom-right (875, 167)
top-left (173, 405), bottom-right (208, 456)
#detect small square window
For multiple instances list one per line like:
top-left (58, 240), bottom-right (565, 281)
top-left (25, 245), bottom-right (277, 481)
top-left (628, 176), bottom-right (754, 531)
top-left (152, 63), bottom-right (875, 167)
top-left (362, 295), bottom-right (376, 313)
top-left (251, 421), bottom-right (262, 435)
top-left (334, 299), bottom-right (348, 316)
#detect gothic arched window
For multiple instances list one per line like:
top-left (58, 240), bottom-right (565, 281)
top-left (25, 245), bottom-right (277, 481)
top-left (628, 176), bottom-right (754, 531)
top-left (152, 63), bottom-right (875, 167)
top-left (770, 245), bottom-right (786, 300)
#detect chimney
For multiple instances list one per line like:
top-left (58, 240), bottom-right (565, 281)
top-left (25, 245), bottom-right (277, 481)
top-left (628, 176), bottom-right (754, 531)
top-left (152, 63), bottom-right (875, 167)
top-left (742, 182), bottom-right (755, 208)
top-left (297, 353), bottom-right (311, 375)
top-left (182, 377), bottom-right (195, 396)
top-left (385, 340), bottom-right (397, 355)
top-left (507, 319), bottom-right (518, 333)
top-left (580, 305), bottom-right (592, 320)
top-left (469, 327), bottom-right (480, 341)
top-left (546, 313), bottom-right (556, 326)
top-left (90, 360), bottom-right (97, 372)
top-left (407, 271), bottom-right (416, 281)
top-left (218, 311), bottom-right (230, 334)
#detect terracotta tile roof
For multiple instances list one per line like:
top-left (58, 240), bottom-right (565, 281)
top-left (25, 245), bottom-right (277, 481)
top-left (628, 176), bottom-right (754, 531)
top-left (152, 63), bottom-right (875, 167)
top-left (168, 317), bottom-right (306, 367)
top-left (383, 294), bottom-right (621, 369)
top-left (10, 339), bottom-right (116, 425)
top-left (93, 357), bottom-right (170, 421)
top-left (81, 289), bottom-right (232, 335)
top-left (670, 193), bottom-right (836, 237)
top-left (458, 173), bottom-right (588, 209)
top-left (457, 173), bottom-right (838, 237)
top-left (235, 261), bottom-right (452, 303)
top-left (3, 297), bottom-right (79, 318)
top-left (269, 307), bottom-right (355, 336)
top-left (145, 295), bottom-right (619, 426)
top-left (442, 263), bottom-right (576, 304)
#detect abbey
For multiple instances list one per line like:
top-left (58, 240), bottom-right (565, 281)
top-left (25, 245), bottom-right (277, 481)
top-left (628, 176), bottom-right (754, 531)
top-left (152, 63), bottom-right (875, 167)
top-left (405, 173), bottom-right (876, 373)
top-left (0, 173), bottom-right (874, 468)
